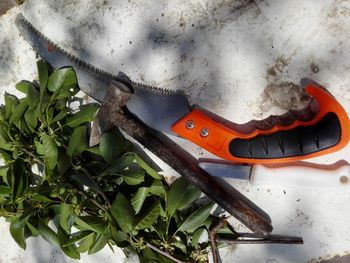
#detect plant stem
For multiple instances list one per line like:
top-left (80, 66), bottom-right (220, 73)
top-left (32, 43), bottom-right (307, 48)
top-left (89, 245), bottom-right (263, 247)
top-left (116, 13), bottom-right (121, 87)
top-left (146, 242), bottom-right (185, 263)
top-left (209, 216), bottom-right (227, 263)
top-left (150, 226), bottom-right (165, 242)
top-left (0, 210), bottom-right (23, 217)
top-left (79, 167), bottom-right (111, 208)
top-left (22, 147), bottom-right (45, 166)
top-left (77, 190), bottom-right (106, 212)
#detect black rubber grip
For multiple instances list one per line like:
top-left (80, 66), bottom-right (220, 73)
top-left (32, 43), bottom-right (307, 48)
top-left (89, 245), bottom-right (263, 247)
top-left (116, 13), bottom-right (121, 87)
top-left (229, 112), bottom-right (341, 159)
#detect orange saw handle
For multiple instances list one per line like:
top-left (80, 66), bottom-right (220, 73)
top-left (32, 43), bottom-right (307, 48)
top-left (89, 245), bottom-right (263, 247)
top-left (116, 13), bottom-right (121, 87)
top-left (171, 84), bottom-right (350, 164)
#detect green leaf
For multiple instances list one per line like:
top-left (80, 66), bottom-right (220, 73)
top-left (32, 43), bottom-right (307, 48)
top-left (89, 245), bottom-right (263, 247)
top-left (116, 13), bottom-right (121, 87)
top-left (159, 203), bottom-right (166, 218)
top-left (139, 248), bottom-right (174, 263)
top-left (38, 220), bottom-right (60, 247)
top-left (38, 92), bottom-right (50, 113)
top-left (10, 99), bottom-right (28, 124)
top-left (139, 247), bottom-right (159, 263)
top-left (108, 154), bottom-right (135, 174)
top-left (57, 150), bottom-right (71, 177)
top-left (149, 180), bottom-right (166, 197)
top-left (62, 231), bottom-right (92, 247)
top-left (15, 80), bottom-right (31, 93)
top-left (37, 60), bottom-right (49, 90)
top-left (0, 166), bottom-right (9, 179)
top-left (191, 227), bottom-right (208, 246)
top-left (134, 153), bottom-right (161, 179)
top-left (110, 228), bottom-right (129, 247)
top-left (24, 108), bottom-right (37, 131)
top-left (34, 138), bottom-right (45, 155)
top-left (111, 193), bottom-right (134, 234)
top-left (16, 117), bottom-right (30, 134)
top-left (26, 221), bottom-right (39, 237)
top-left (67, 126), bottom-right (87, 157)
top-left (57, 226), bottom-right (81, 260)
top-left (15, 81), bottom-right (40, 109)
top-left (31, 194), bottom-right (53, 202)
top-left (11, 160), bottom-right (28, 201)
top-left (36, 61), bottom-right (49, 115)
top-left (52, 108), bottom-right (68, 123)
top-left (167, 177), bottom-right (200, 217)
top-left (174, 240), bottom-right (187, 253)
top-left (47, 106), bottom-right (54, 123)
top-left (48, 204), bottom-right (61, 215)
top-left (56, 87), bottom-right (79, 99)
top-left (71, 172), bottom-right (101, 192)
top-left (85, 146), bottom-right (101, 155)
top-left (56, 100), bottom-right (67, 110)
top-left (4, 93), bottom-right (19, 120)
top-left (61, 244), bottom-right (80, 259)
top-left (0, 106), bottom-right (4, 121)
top-left (133, 201), bottom-right (160, 231)
top-left (0, 126), bottom-right (12, 151)
top-left (176, 185), bottom-right (201, 211)
top-left (41, 133), bottom-right (58, 173)
top-left (0, 185), bottom-right (10, 196)
top-left (88, 232), bottom-right (108, 254)
top-left (76, 232), bottom-right (95, 253)
top-left (131, 187), bottom-right (149, 214)
top-left (65, 104), bottom-right (98, 128)
top-left (177, 202), bottom-right (214, 233)
top-left (47, 67), bottom-right (77, 93)
top-left (0, 149), bottom-right (12, 162)
top-left (10, 215), bottom-right (29, 249)
top-left (60, 203), bottom-right (74, 233)
top-left (122, 170), bottom-right (145, 185)
top-left (99, 129), bottom-right (125, 164)
top-left (74, 216), bottom-right (106, 233)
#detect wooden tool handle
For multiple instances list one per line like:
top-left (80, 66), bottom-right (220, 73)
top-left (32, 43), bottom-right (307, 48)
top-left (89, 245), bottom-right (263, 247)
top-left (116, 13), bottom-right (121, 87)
top-left (100, 84), bottom-right (273, 236)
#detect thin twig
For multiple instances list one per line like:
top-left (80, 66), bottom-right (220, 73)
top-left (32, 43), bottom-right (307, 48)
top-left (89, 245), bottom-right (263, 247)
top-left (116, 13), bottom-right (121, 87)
top-left (79, 167), bottom-right (111, 208)
top-left (146, 242), bottom-right (185, 263)
top-left (218, 234), bottom-right (303, 244)
top-left (77, 190), bottom-right (106, 212)
top-left (22, 148), bottom-right (45, 166)
top-left (209, 216), bottom-right (227, 263)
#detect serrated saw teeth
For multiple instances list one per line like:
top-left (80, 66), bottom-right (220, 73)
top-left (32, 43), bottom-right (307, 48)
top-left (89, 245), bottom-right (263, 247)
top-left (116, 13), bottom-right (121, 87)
top-left (16, 13), bottom-right (116, 80)
top-left (15, 13), bottom-right (178, 97)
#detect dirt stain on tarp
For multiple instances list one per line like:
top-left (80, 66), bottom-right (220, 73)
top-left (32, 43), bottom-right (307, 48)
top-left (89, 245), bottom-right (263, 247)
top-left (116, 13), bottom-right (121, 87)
top-left (311, 62), bottom-right (320, 73)
top-left (320, 254), bottom-right (350, 263)
top-left (0, 38), bottom-right (16, 87)
top-left (325, 0), bottom-right (350, 37)
top-left (0, 0), bottom-right (24, 16)
top-left (308, 253), bottom-right (350, 263)
top-left (259, 55), bottom-right (312, 118)
top-left (0, 0), bottom-right (16, 16)
top-left (266, 56), bottom-right (289, 78)
top-left (261, 82), bottom-right (311, 111)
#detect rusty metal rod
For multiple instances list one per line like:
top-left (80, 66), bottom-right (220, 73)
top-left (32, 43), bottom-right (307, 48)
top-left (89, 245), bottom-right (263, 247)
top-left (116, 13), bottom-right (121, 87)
top-left (98, 84), bottom-right (273, 235)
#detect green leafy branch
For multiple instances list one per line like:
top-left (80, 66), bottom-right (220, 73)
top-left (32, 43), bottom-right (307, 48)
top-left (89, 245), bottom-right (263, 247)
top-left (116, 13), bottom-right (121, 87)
top-left (0, 61), bottom-right (237, 262)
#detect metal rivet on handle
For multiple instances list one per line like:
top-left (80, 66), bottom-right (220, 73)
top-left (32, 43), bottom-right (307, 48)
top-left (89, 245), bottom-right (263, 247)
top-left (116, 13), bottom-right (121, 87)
top-left (200, 127), bottom-right (209, 137)
top-left (185, 120), bottom-right (195, 130)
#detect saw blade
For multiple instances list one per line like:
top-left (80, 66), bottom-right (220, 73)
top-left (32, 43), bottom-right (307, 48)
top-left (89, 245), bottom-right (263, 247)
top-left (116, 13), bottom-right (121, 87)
top-left (15, 13), bottom-right (192, 134)
top-left (15, 13), bottom-right (179, 102)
